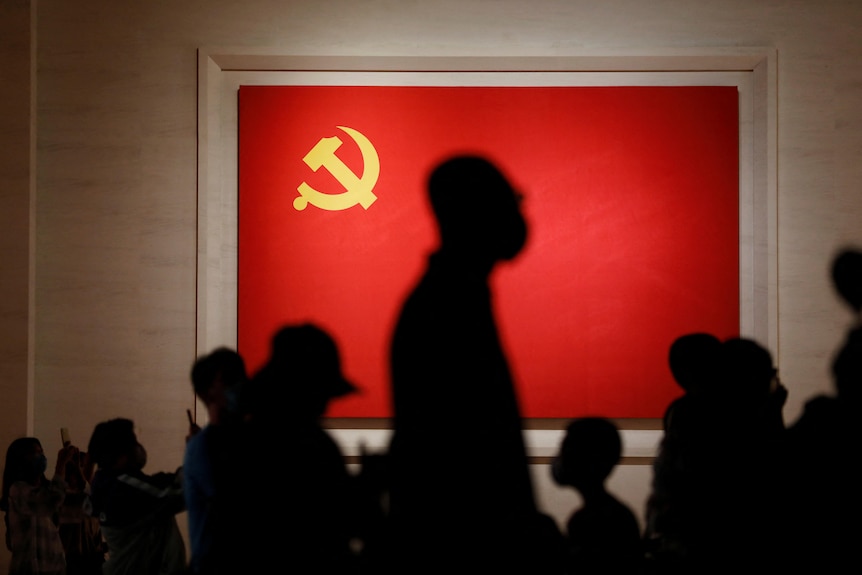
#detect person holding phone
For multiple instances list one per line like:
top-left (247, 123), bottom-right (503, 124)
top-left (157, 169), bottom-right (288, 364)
top-left (1, 437), bottom-right (78, 575)
top-left (183, 347), bottom-right (247, 575)
top-left (56, 430), bottom-right (105, 575)
top-left (87, 419), bottom-right (186, 575)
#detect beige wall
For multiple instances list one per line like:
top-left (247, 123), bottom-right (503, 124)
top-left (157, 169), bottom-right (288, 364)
top-left (0, 1), bottom-right (34, 568)
top-left (0, 0), bottom-right (35, 487)
top-left (2, 0), bottom-right (862, 569)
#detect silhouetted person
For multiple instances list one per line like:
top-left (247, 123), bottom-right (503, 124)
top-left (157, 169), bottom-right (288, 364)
top-left (183, 347), bottom-right (247, 575)
top-left (387, 156), bottom-right (552, 573)
top-left (1, 437), bottom-right (77, 575)
top-left (646, 337), bottom-right (786, 574)
top-left (661, 332), bottom-right (722, 434)
top-left (783, 249), bottom-right (862, 572)
top-left (243, 323), bottom-right (360, 573)
top-left (645, 332), bottom-right (722, 562)
top-left (58, 447), bottom-right (105, 575)
top-left (88, 418), bottom-right (186, 575)
top-left (552, 418), bottom-right (643, 575)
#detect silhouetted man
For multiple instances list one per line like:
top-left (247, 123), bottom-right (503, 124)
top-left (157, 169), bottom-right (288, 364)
top-left (183, 347), bottom-right (247, 575)
top-left (387, 156), bottom-right (545, 572)
top-left (782, 249), bottom-right (862, 572)
top-left (88, 419), bottom-right (186, 575)
top-left (248, 324), bottom-right (359, 573)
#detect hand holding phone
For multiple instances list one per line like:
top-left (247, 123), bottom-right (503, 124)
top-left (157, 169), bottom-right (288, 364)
top-left (186, 409), bottom-right (201, 443)
top-left (60, 427), bottom-right (71, 446)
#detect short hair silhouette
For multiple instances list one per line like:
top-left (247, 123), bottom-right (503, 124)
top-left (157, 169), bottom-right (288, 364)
top-left (720, 337), bottom-right (775, 398)
top-left (190, 347), bottom-right (246, 400)
top-left (668, 332), bottom-right (722, 393)
top-left (87, 418), bottom-right (136, 469)
top-left (832, 248), bottom-right (862, 313)
top-left (555, 418), bottom-right (622, 489)
top-left (427, 155), bottom-right (526, 262)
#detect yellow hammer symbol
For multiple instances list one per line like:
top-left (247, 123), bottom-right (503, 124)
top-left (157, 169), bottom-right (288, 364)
top-left (294, 126), bottom-right (380, 211)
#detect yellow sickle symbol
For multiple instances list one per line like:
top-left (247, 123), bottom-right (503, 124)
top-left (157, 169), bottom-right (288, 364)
top-left (294, 126), bottom-right (380, 211)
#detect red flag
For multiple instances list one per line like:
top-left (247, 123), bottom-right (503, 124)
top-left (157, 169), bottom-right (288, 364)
top-left (238, 85), bottom-right (739, 418)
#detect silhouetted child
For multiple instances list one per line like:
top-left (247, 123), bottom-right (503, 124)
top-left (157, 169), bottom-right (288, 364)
top-left (552, 418), bottom-right (643, 575)
top-left (645, 332), bottom-right (720, 562)
top-left (1, 437), bottom-right (78, 575)
top-left (661, 332), bottom-right (722, 434)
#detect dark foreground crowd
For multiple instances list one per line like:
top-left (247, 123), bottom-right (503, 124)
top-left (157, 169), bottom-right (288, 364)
top-left (2, 157), bottom-right (861, 575)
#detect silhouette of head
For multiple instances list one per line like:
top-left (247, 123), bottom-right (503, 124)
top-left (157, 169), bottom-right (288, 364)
top-left (428, 156), bottom-right (527, 264)
top-left (253, 323), bottom-right (356, 419)
top-left (1, 437), bottom-right (45, 510)
top-left (88, 418), bottom-right (146, 472)
top-left (720, 338), bottom-right (775, 399)
top-left (831, 248), bottom-right (862, 313)
top-left (553, 418), bottom-right (621, 492)
top-left (191, 347), bottom-right (248, 418)
top-left (191, 348), bottom-right (247, 399)
top-left (668, 332), bottom-right (722, 394)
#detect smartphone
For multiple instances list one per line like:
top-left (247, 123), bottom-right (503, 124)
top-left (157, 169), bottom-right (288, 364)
top-left (186, 409), bottom-right (194, 426)
top-left (60, 427), bottom-right (71, 446)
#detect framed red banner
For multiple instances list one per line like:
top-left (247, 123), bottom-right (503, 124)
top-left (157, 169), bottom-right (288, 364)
top-left (237, 84), bottom-right (739, 419)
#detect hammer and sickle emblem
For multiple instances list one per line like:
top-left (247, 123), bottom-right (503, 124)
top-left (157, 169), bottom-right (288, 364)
top-left (294, 126), bottom-right (380, 211)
